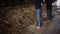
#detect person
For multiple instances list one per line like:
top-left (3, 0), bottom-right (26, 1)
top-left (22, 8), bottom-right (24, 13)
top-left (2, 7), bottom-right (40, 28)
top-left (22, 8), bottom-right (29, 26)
top-left (45, 0), bottom-right (52, 20)
top-left (35, 0), bottom-right (42, 27)
top-left (36, 0), bottom-right (52, 27)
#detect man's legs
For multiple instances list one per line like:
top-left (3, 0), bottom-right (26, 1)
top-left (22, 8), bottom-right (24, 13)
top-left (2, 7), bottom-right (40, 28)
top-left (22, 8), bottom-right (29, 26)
top-left (35, 0), bottom-right (42, 27)
top-left (46, 0), bottom-right (52, 20)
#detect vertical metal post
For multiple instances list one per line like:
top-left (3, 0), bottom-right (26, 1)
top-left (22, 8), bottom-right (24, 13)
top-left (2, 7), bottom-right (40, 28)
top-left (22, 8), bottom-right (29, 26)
top-left (35, 0), bottom-right (42, 27)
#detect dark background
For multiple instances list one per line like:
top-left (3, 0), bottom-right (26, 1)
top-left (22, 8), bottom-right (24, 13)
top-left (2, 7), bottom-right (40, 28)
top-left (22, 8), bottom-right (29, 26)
top-left (0, 0), bottom-right (35, 7)
top-left (0, 0), bottom-right (57, 7)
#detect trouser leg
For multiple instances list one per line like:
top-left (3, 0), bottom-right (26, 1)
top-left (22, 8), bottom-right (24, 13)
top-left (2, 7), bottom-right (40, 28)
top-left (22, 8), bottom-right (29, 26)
top-left (35, 9), bottom-right (42, 27)
top-left (46, 0), bottom-right (52, 20)
top-left (35, 0), bottom-right (42, 27)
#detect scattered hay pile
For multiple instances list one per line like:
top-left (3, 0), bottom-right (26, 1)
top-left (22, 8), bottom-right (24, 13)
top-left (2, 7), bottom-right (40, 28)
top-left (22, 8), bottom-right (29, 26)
top-left (0, 3), bottom-right (36, 34)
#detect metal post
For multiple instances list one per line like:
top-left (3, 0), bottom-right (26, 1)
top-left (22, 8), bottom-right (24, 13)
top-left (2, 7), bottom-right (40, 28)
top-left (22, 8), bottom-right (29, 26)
top-left (35, 0), bottom-right (42, 27)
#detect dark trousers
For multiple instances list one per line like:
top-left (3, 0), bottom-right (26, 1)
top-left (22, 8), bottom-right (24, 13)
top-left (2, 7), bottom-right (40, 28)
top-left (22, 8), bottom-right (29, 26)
top-left (45, 0), bottom-right (52, 20)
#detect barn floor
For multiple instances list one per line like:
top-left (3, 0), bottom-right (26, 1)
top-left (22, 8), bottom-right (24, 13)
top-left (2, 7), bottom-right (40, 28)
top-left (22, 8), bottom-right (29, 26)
top-left (24, 3), bottom-right (60, 34)
top-left (0, 2), bottom-right (60, 34)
